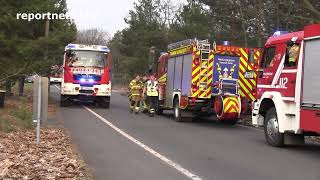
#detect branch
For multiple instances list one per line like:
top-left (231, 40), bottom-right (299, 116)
top-left (0, 62), bottom-right (29, 83)
top-left (303, 0), bottom-right (320, 17)
top-left (292, 15), bottom-right (320, 23)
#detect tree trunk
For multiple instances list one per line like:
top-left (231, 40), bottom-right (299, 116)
top-left (5, 80), bottom-right (12, 96)
top-left (238, 0), bottom-right (248, 47)
top-left (18, 76), bottom-right (25, 96)
top-left (257, 0), bottom-right (263, 47)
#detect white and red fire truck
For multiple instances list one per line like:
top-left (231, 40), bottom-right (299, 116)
top-left (60, 44), bottom-right (111, 108)
top-left (156, 39), bottom-right (260, 123)
top-left (252, 24), bottom-right (320, 146)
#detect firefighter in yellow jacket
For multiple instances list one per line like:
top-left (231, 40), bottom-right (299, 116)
top-left (287, 41), bottom-right (299, 67)
top-left (142, 74), bottom-right (159, 117)
top-left (128, 75), bottom-right (143, 114)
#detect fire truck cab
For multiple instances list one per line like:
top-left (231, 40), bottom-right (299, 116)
top-left (252, 24), bottom-right (320, 146)
top-left (60, 44), bottom-right (111, 108)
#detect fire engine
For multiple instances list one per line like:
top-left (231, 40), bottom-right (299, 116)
top-left (60, 44), bottom-right (111, 108)
top-left (156, 39), bottom-right (260, 123)
top-left (252, 24), bottom-right (320, 146)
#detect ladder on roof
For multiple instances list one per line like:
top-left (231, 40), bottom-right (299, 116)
top-left (167, 38), bottom-right (210, 50)
top-left (199, 42), bottom-right (211, 92)
top-left (168, 39), bottom-right (193, 50)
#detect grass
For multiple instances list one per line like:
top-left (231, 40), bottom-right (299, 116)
top-left (0, 117), bottom-right (14, 133)
top-left (10, 107), bottom-right (33, 129)
top-left (0, 89), bottom-right (33, 133)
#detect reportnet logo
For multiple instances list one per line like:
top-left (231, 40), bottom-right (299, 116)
top-left (16, 12), bottom-right (70, 21)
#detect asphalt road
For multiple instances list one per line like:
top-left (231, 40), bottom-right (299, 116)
top-left (51, 86), bottom-right (320, 180)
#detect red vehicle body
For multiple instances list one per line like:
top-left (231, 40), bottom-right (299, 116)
top-left (60, 44), bottom-right (112, 108)
top-left (252, 24), bottom-right (320, 146)
top-left (156, 39), bottom-right (260, 123)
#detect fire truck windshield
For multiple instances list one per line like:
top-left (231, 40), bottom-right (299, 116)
top-left (66, 50), bottom-right (107, 68)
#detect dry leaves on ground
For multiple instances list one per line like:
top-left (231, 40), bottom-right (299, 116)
top-left (0, 129), bottom-right (86, 180)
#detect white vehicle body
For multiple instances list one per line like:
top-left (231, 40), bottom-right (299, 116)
top-left (50, 77), bottom-right (62, 84)
top-left (252, 24), bottom-right (320, 146)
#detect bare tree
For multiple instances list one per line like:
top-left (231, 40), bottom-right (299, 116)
top-left (76, 28), bottom-right (110, 45)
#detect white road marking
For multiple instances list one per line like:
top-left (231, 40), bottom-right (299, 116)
top-left (84, 106), bottom-right (203, 180)
top-left (54, 84), bottom-right (202, 179)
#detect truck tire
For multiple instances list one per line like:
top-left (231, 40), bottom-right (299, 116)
top-left (101, 101), bottom-right (110, 109)
top-left (100, 97), bottom-right (110, 109)
top-left (173, 98), bottom-right (182, 122)
top-left (264, 107), bottom-right (284, 147)
top-left (60, 95), bottom-right (69, 107)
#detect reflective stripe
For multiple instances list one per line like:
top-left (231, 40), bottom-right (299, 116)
top-left (146, 80), bottom-right (158, 96)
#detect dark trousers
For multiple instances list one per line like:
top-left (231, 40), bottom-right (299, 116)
top-left (147, 96), bottom-right (158, 113)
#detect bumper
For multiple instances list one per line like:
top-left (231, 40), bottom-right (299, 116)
top-left (50, 78), bottom-right (62, 83)
top-left (252, 101), bottom-right (264, 127)
top-left (61, 83), bottom-right (111, 97)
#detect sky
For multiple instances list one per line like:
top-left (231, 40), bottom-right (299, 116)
top-left (66, 0), bottom-right (186, 37)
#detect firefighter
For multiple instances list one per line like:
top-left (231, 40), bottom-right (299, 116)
top-left (287, 41), bottom-right (299, 67)
top-left (141, 75), bottom-right (149, 113)
top-left (128, 75), bottom-right (143, 114)
top-left (142, 74), bottom-right (159, 117)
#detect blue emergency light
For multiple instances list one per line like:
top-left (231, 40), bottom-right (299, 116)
top-left (273, 31), bottom-right (288, 36)
top-left (222, 41), bottom-right (230, 46)
top-left (67, 44), bottom-right (76, 49)
top-left (100, 47), bottom-right (109, 52)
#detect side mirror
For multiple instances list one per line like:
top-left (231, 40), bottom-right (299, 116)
top-left (65, 50), bottom-right (73, 57)
top-left (244, 70), bottom-right (254, 79)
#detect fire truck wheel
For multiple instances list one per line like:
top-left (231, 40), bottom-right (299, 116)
top-left (100, 97), bottom-right (110, 109)
top-left (264, 107), bottom-right (284, 147)
top-left (101, 101), bottom-right (110, 109)
top-left (60, 95), bottom-right (70, 107)
top-left (173, 98), bottom-right (182, 122)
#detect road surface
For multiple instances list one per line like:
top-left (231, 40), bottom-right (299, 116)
top-left (51, 86), bottom-right (320, 180)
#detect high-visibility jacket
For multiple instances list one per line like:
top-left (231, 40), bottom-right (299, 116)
top-left (289, 45), bottom-right (299, 63)
top-left (129, 79), bottom-right (143, 96)
top-left (146, 80), bottom-right (158, 96)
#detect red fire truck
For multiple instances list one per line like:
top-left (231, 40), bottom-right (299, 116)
top-left (60, 44), bottom-right (111, 108)
top-left (156, 39), bottom-right (260, 123)
top-left (252, 24), bottom-right (320, 146)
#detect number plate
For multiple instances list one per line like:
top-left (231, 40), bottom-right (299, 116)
top-left (81, 86), bottom-right (93, 90)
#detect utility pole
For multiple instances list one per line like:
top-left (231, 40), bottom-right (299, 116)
top-left (45, 19), bottom-right (50, 37)
top-left (44, 18), bottom-right (50, 61)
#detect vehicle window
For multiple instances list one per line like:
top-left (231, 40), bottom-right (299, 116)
top-left (262, 47), bottom-right (276, 68)
top-left (285, 43), bottom-right (300, 67)
top-left (67, 50), bottom-right (107, 68)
